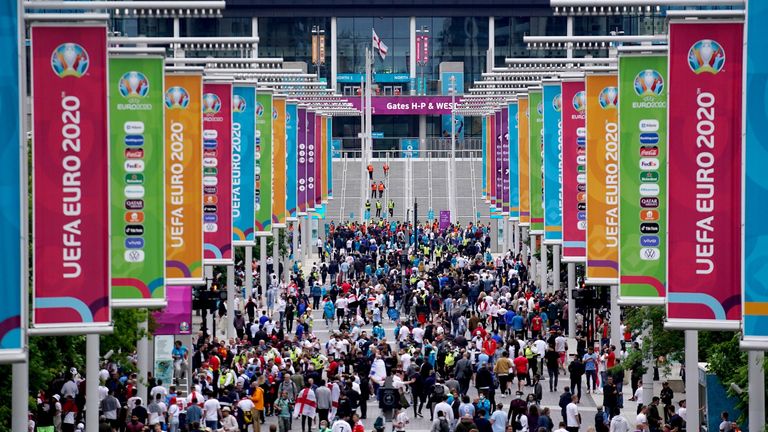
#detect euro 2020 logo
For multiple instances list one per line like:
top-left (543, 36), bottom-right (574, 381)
top-left (688, 39), bottom-right (725, 75)
top-left (202, 93), bottom-right (222, 115)
top-left (233, 95), bottom-right (247, 113)
top-left (598, 86), bottom-right (618, 109)
top-left (51, 43), bottom-right (89, 78)
top-left (165, 86), bottom-right (190, 109)
top-left (119, 71), bottom-right (150, 98)
top-left (256, 103), bottom-right (265, 118)
top-left (633, 69), bottom-right (664, 97)
top-left (572, 91), bottom-right (586, 112)
top-left (537, 102), bottom-right (543, 116)
top-left (553, 94), bottom-right (562, 113)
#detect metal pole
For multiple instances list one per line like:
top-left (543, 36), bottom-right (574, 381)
top-left (331, 17), bottom-right (337, 90)
top-left (513, 221), bottom-right (520, 256)
top-left (502, 218), bottom-right (508, 254)
top-left (137, 313), bottom-right (149, 403)
top-left (642, 321), bottom-right (654, 406)
top-left (540, 243), bottom-right (548, 292)
top-left (410, 17), bottom-right (417, 95)
top-left (292, 222), bottom-right (299, 277)
top-left (567, 262), bottom-right (576, 337)
top-left (530, 234), bottom-right (537, 284)
top-left (12, 361), bottom-right (28, 431)
top-left (566, 16), bottom-right (574, 59)
top-left (245, 246), bottom-right (253, 299)
top-left (685, 331), bottom-right (700, 432)
top-left (553, 244), bottom-right (561, 292)
top-left (522, 227), bottom-right (530, 275)
top-left (226, 265), bottom-right (236, 340)
top-left (748, 350), bottom-right (766, 432)
top-left (260, 236), bottom-right (268, 306)
top-left (450, 76), bottom-right (457, 219)
top-left (86, 333), bottom-right (100, 432)
top-left (273, 227), bottom-right (280, 283)
top-left (251, 17), bottom-right (258, 58)
top-left (610, 285), bottom-right (621, 348)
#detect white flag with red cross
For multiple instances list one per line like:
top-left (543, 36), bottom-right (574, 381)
top-left (372, 28), bottom-right (388, 60)
top-left (293, 387), bottom-right (317, 418)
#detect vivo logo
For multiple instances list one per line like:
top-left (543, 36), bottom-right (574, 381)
top-left (640, 235), bottom-right (660, 247)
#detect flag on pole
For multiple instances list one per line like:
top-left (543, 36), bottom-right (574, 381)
top-left (372, 28), bottom-right (388, 60)
top-left (293, 387), bottom-right (317, 418)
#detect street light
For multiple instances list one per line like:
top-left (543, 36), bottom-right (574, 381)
top-left (415, 26), bottom-right (429, 95)
top-left (311, 26), bottom-right (326, 80)
top-left (449, 75), bottom-right (457, 221)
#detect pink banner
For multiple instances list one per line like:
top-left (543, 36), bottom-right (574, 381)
top-left (561, 80), bottom-right (587, 261)
top-left (349, 96), bottom-right (457, 115)
top-left (314, 113), bottom-right (322, 208)
top-left (153, 285), bottom-right (192, 335)
top-left (202, 82), bottom-right (233, 264)
top-left (32, 25), bottom-right (111, 329)
top-left (667, 21), bottom-right (743, 327)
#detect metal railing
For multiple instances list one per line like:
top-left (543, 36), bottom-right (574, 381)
top-left (334, 137), bottom-right (482, 158)
top-left (335, 148), bottom-right (482, 159)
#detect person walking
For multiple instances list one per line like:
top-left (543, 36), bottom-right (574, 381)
top-left (568, 356), bottom-right (585, 401)
top-left (275, 390), bottom-right (294, 432)
top-left (367, 163), bottom-right (374, 180)
top-left (388, 199), bottom-right (395, 218)
top-left (371, 182), bottom-right (377, 198)
top-left (383, 162), bottom-right (390, 177)
top-left (376, 201), bottom-right (382, 218)
top-left (565, 395), bottom-right (581, 432)
top-left (377, 181), bottom-right (385, 199)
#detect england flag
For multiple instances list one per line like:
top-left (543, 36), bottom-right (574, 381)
top-left (372, 29), bottom-right (389, 60)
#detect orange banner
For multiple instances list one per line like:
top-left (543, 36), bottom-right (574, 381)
top-left (518, 96), bottom-right (531, 226)
top-left (272, 96), bottom-right (287, 226)
top-left (585, 74), bottom-right (619, 284)
top-left (165, 74), bottom-right (204, 285)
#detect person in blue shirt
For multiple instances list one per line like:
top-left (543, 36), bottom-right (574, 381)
top-left (323, 298), bottom-right (335, 327)
top-left (511, 314), bottom-right (525, 339)
top-left (172, 341), bottom-right (188, 381)
top-left (582, 347), bottom-right (599, 393)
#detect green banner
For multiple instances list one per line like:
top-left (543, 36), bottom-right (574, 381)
top-left (255, 90), bottom-right (273, 234)
top-left (618, 54), bottom-right (667, 303)
top-left (109, 56), bottom-right (166, 307)
top-left (529, 89), bottom-right (544, 234)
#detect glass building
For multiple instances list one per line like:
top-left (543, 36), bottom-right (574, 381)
top-left (113, 0), bottom-right (670, 150)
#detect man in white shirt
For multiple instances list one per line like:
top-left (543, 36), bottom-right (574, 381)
top-left (203, 395), bottom-right (222, 430)
top-left (609, 414), bottom-right (630, 432)
top-left (150, 381), bottom-right (167, 401)
top-left (433, 395), bottom-right (454, 424)
top-left (489, 403), bottom-right (508, 432)
top-left (400, 350), bottom-right (412, 371)
top-left (636, 405), bottom-right (649, 430)
top-left (412, 325), bottom-right (425, 345)
top-left (331, 418), bottom-right (352, 432)
top-left (398, 325), bottom-right (411, 345)
top-left (566, 395), bottom-right (581, 432)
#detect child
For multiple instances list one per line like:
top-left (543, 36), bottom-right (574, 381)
top-left (318, 420), bottom-right (332, 432)
top-left (393, 408), bottom-right (410, 432)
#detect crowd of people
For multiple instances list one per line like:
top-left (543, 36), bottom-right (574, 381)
top-left (31, 219), bottom-right (699, 432)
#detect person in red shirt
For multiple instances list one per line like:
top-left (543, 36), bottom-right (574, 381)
top-left (531, 314), bottom-right (543, 337)
top-left (482, 335), bottom-right (497, 357)
top-left (367, 163), bottom-right (374, 180)
top-left (513, 353), bottom-right (530, 392)
top-left (606, 346), bottom-right (616, 369)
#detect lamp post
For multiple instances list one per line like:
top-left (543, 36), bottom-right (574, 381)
top-left (416, 26), bottom-right (429, 95)
top-left (450, 75), bottom-right (457, 220)
top-left (311, 25), bottom-right (325, 80)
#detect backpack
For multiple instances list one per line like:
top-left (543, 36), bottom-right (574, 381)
top-left (439, 418), bottom-right (450, 432)
top-left (514, 413), bottom-right (525, 432)
top-left (433, 384), bottom-right (446, 399)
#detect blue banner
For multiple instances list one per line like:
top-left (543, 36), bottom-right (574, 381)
top-left (400, 138), bottom-right (420, 158)
top-left (286, 103), bottom-right (298, 219)
top-left (508, 102), bottom-right (520, 220)
top-left (744, 0), bottom-right (768, 346)
top-left (440, 71), bottom-right (464, 139)
top-left (327, 117), bottom-right (333, 199)
top-left (543, 82), bottom-right (563, 243)
top-left (0, 0), bottom-right (23, 356)
top-left (332, 139), bottom-right (341, 159)
top-left (232, 86), bottom-right (256, 245)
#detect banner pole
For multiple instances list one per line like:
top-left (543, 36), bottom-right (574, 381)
top-left (260, 236), bottom-right (267, 308)
top-left (273, 227), bottom-right (280, 284)
top-left (642, 320), bottom-right (654, 406)
top-left (748, 350), bottom-right (766, 432)
top-left (12, 361), bottom-right (28, 431)
top-left (553, 245), bottom-right (561, 292)
top-left (610, 285), bottom-right (621, 349)
top-left (530, 234), bottom-right (537, 284)
top-left (245, 246), bottom-right (253, 299)
top-left (567, 262), bottom-right (576, 337)
top-left (522, 228), bottom-right (530, 275)
top-left (292, 222), bottom-right (299, 280)
top-left (226, 265), bottom-right (235, 340)
top-left (684, 330), bottom-right (699, 431)
top-left (540, 243), bottom-right (548, 292)
top-left (137, 312), bottom-right (149, 403)
top-left (86, 333), bottom-right (100, 432)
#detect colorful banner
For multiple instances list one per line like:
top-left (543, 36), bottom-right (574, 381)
top-left (492, 111), bottom-right (500, 209)
top-left (314, 113), bottom-right (323, 209)
top-left (255, 90), bottom-right (273, 234)
top-left (495, 110), bottom-right (504, 211)
top-left (109, 57), bottom-right (166, 307)
top-left (297, 107), bottom-right (308, 215)
top-left (618, 54), bottom-right (668, 304)
top-left (202, 82), bottom-right (233, 265)
top-left (439, 210), bottom-right (452, 230)
top-left (348, 95), bottom-right (458, 115)
top-left (286, 102), bottom-right (298, 219)
top-left (32, 25), bottom-right (111, 329)
top-left (501, 107), bottom-right (510, 214)
top-left (320, 114), bottom-right (329, 204)
top-left (0, 0), bottom-right (24, 356)
top-left (508, 102), bottom-right (520, 220)
top-left (518, 96), bottom-right (531, 226)
top-left (152, 285), bottom-right (192, 335)
top-left (307, 110), bottom-right (317, 211)
top-left (561, 80), bottom-right (587, 261)
top-left (327, 116), bottom-right (333, 199)
top-left (488, 114), bottom-right (495, 207)
top-left (585, 74), bottom-right (619, 285)
top-left (744, 0), bottom-right (768, 345)
top-left (529, 89), bottom-right (544, 234)
top-left (232, 85), bottom-right (256, 244)
top-left (165, 74), bottom-right (204, 285)
top-left (482, 116), bottom-right (487, 199)
top-left (667, 21), bottom-right (743, 328)
top-left (543, 82), bottom-right (563, 244)
top-left (272, 96), bottom-right (287, 226)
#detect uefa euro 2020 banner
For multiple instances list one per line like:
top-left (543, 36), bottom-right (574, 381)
top-left (286, 102), bottom-right (298, 220)
top-left (307, 111), bottom-right (317, 211)
top-left (543, 81), bottom-right (563, 244)
top-left (518, 96), bottom-right (531, 227)
top-left (255, 90), bottom-right (273, 234)
top-left (165, 74), bottom-right (204, 286)
top-left (508, 102), bottom-right (520, 221)
top-left (501, 107), bottom-right (510, 214)
top-left (667, 20), bottom-right (743, 330)
top-left (561, 79), bottom-right (587, 262)
top-left (272, 96), bottom-right (287, 226)
top-left (618, 54), bottom-right (668, 305)
top-left (202, 82), bottom-right (233, 265)
top-left (529, 89), bottom-right (544, 235)
top-left (32, 25), bottom-right (111, 330)
top-left (327, 115), bottom-right (333, 200)
top-left (109, 56), bottom-right (166, 308)
top-left (232, 85), bottom-right (256, 245)
top-left (297, 107), bottom-right (308, 215)
top-left (0, 0), bottom-right (24, 357)
top-left (585, 74), bottom-right (619, 286)
top-left (744, 0), bottom-right (768, 347)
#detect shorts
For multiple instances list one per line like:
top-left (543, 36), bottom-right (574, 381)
top-left (517, 373), bottom-right (528, 381)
